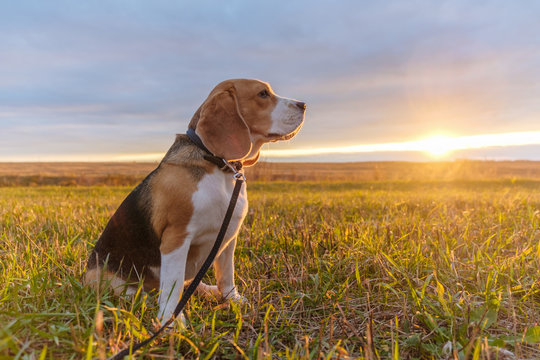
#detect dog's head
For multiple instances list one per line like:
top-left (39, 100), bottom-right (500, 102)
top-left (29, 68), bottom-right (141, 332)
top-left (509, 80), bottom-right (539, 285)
top-left (188, 79), bottom-right (305, 166)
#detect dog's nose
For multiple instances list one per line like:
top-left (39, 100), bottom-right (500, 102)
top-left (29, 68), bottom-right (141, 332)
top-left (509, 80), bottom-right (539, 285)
top-left (295, 101), bottom-right (306, 111)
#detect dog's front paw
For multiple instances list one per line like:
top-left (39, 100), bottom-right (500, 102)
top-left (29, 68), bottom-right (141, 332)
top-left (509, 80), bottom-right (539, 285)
top-left (157, 305), bottom-right (186, 330)
top-left (223, 288), bottom-right (248, 305)
top-left (158, 312), bottom-right (186, 331)
top-left (174, 313), bottom-right (187, 330)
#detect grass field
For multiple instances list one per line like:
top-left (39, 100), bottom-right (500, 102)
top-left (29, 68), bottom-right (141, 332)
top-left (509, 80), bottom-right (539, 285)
top-left (1, 165), bottom-right (540, 358)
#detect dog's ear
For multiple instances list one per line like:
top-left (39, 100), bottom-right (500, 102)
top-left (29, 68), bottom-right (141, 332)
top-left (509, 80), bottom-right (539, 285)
top-left (197, 87), bottom-right (252, 161)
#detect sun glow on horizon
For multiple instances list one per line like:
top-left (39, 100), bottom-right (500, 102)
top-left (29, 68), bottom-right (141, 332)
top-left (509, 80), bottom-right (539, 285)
top-left (261, 131), bottom-right (540, 158)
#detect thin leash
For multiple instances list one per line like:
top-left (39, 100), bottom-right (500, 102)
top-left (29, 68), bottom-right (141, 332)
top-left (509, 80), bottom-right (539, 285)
top-left (107, 132), bottom-right (245, 359)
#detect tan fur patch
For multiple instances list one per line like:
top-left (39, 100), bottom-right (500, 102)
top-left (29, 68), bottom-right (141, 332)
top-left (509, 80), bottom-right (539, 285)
top-left (232, 79), bottom-right (277, 139)
top-left (150, 163), bottom-right (200, 254)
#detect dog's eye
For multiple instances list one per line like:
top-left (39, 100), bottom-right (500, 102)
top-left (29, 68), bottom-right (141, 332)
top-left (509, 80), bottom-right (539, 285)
top-left (258, 90), bottom-right (270, 98)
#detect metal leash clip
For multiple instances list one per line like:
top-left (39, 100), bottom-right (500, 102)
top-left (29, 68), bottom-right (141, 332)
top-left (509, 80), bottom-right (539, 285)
top-left (222, 159), bottom-right (246, 181)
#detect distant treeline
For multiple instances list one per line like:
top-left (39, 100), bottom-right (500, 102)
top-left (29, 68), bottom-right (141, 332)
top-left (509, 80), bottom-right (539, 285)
top-left (1, 160), bottom-right (539, 186)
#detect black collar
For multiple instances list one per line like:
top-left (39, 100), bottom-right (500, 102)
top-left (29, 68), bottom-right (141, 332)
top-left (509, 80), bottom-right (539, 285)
top-left (186, 128), bottom-right (242, 172)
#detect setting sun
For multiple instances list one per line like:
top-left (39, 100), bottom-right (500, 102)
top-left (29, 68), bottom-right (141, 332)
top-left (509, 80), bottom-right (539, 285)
top-left (417, 135), bottom-right (455, 157)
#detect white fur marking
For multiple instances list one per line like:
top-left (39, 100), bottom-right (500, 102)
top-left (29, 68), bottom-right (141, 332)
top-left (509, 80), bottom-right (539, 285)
top-left (269, 97), bottom-right (304, 136)
top-left (187, 169), bottom-right (248, 250)
top-left (158, 241), bottom-right (190, 320)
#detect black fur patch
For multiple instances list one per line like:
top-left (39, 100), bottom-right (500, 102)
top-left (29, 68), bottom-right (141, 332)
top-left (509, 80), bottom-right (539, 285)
top-left (86, 169), bottom-right (161, 284)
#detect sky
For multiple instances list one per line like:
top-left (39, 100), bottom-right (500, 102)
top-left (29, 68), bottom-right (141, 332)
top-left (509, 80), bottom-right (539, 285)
top-left (1, 0), bottom-right (540, 162)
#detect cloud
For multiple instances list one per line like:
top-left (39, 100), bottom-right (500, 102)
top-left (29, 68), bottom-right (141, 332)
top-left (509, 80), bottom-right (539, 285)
top-left (1, 1), bottom-right (540, 160)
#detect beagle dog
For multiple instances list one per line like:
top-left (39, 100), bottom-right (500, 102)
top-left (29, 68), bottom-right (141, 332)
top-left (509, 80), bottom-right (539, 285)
top-left (84, 79), bottom-right (305, 322)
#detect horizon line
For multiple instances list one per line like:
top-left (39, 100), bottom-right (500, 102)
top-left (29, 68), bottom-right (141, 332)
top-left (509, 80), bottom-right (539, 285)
top-left (1, 130), bottom-right (539, 162)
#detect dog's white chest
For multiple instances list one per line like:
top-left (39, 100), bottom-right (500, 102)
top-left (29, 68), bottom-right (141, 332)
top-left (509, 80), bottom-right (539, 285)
top-left (187, 169), bottom-right (248, 247)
